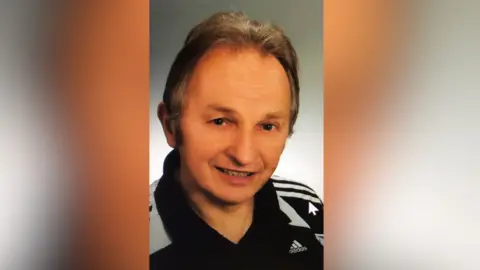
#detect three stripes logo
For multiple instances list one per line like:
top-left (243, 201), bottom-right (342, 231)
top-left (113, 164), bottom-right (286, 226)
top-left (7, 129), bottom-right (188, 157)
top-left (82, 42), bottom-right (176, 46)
top-left (289, 240), bottom-right (308, 254)
top-left (271, 176), bottom-right (323, 206)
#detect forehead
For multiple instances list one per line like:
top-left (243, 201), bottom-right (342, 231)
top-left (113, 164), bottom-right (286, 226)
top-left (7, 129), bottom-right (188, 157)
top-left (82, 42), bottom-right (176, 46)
top-left (185, 46), bottom-right (291, 113)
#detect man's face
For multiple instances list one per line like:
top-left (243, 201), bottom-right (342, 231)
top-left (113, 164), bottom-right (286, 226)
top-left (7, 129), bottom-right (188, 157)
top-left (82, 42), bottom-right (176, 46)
top-left (175, 46), bottom-right (291, 204)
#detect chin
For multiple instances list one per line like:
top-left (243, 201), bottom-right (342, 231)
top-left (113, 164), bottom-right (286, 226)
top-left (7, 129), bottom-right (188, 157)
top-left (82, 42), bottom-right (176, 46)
top-left (209, 187), bottom-right (257, 205)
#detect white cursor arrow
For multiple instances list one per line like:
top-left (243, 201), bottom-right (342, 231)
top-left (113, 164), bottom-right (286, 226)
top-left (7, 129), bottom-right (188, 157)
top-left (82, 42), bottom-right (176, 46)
top-left (308, 202), bottom-right (319, 216)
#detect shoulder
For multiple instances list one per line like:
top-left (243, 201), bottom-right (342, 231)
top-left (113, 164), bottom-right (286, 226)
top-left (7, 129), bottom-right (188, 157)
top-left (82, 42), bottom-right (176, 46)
top-left (270, 175), bottom-right (323, 242)
top-left (149, 179), bottom-right (159, 216)
top-left (271, 175), bottom-right (323, 207)
top-left (149, 179), bottom-right (172, 255)
top-left (149, 179), bottom-right (159, 206)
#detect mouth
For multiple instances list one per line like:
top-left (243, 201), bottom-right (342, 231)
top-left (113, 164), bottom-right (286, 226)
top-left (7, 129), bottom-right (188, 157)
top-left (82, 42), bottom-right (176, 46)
top-left (215, 166), bottom-right (256, 177)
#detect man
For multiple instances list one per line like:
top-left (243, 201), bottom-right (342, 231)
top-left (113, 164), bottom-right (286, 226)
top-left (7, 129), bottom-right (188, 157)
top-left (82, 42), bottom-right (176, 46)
top-left (150, 11), bottom-right (323, 270)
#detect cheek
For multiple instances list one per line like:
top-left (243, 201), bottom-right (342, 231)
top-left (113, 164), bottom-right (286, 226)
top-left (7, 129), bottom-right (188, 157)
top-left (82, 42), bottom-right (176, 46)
top-left (182, 115), bottom-right (240, 153)
top-left (258, 137), bottom-right (287, 169)
top-left (180, 117), bottom-right (229, 163)
top-left (263, 151), bottom-right (283, 170)
top-left (182, 116), bottom-right (223, 144)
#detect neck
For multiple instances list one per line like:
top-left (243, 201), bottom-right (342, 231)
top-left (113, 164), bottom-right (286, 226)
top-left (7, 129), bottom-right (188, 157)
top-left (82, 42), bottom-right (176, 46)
top-left (177, 170), bottom-right (254, 243)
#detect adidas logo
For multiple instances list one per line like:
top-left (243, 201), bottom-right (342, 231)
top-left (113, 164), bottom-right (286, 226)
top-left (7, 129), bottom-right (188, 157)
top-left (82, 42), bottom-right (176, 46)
top-left (289, 240), bottom-right (308, 254)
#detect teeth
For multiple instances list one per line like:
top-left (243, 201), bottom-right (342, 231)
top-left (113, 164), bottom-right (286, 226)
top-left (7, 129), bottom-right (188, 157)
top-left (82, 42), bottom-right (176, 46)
top-left (226, 170), bottom-right (248, 177)
top-left (218, 168), bottom-right (251, 177)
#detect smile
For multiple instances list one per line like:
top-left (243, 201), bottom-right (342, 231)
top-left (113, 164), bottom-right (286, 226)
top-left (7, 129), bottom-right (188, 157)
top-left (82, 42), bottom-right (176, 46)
top-left (215, 166), bottom-right (255, 177)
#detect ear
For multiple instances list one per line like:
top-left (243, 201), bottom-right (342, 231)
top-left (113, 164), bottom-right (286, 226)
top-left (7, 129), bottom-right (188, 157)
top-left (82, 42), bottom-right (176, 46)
top-left (157, 102), bottom-right (177, 148)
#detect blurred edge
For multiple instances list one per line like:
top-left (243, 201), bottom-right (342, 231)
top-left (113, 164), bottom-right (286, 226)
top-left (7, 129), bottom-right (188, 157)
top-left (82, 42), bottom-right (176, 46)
top-left (0, 1), bottom-right (73, 269)
top-left (0, 0), bottom-right (149, 270)
top-left (326, 1), bottom-right (480, 269)
top-left (0, 0), bottom-right (149, 269)
top-left (325, 1), bottom-right (407, 268)
top-left (54, 0), bottom-right (150, 269)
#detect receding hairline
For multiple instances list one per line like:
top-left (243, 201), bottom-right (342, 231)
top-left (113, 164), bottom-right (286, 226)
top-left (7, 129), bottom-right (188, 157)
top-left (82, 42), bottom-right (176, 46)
top-left (192, 43), bottom-right (282, 67)
top-left (181, 43), bottom-right (291, 99)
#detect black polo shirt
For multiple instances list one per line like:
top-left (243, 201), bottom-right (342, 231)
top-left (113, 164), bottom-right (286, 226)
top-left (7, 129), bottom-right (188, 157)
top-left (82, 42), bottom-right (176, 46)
top-left (150, 150), bottom-right (323, 270)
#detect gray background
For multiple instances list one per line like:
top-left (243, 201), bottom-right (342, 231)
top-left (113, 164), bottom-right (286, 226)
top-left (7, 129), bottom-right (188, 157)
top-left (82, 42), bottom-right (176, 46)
top-left (150, 0), bottom-right (324, 198)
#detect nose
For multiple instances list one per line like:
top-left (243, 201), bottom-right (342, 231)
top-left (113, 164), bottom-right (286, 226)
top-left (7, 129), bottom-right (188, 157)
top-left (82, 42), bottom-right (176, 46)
top-left (226, 129), bottom-right (257, 167)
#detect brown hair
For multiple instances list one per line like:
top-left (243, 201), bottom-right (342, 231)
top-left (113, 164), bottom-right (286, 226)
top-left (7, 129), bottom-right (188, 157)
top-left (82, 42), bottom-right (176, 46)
top-left (161, 11), bottom-right (300, 144)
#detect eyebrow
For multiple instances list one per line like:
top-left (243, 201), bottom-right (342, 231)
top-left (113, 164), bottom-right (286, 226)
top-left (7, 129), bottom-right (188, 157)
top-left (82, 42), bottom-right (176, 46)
top-left (206, 104), bottom-right (288, 120)
top-left (264, 111), bottom-right (288, 120)
top-left (206, 105), bottom-right (237, 115)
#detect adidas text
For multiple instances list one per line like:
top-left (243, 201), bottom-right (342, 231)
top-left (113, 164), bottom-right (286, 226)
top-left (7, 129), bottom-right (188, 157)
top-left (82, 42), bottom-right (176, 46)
top-left (289, 246), bottom-right (308, 254)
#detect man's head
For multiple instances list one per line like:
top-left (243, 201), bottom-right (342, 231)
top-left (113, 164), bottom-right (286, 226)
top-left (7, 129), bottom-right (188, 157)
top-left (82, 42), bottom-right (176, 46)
top-left (158, 12), bottom-right (300, 204)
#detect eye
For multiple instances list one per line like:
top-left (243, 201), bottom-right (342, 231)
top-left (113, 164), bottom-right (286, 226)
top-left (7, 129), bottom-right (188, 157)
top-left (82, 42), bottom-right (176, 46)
top-left (261, 123), bottom-right (276, 131)
top-left (211, 118), bottom-right (228, 126)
